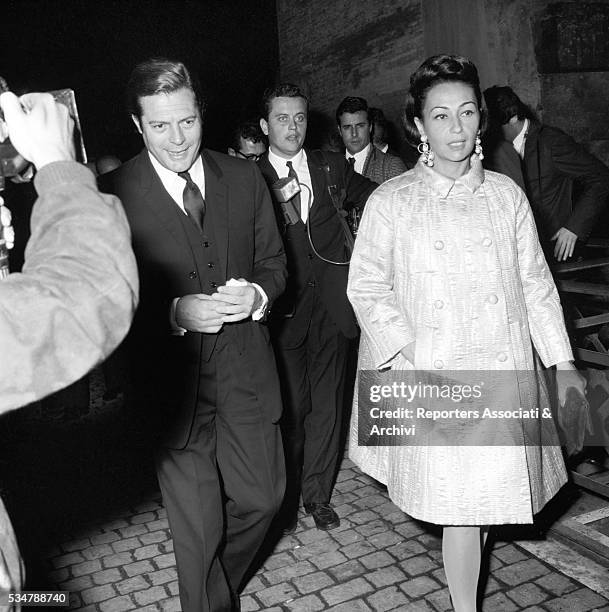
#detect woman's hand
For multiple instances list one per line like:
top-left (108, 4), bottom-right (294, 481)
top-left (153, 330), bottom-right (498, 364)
top-left (555, 361), bottom-right (586, 406)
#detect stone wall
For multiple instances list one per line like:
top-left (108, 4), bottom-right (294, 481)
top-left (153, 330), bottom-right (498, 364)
top-left (276, 0), bottom-right (609, 164)
top-left (276, 0), bottom-right (423, 152)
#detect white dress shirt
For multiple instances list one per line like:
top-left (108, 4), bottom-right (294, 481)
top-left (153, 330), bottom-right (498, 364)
top-left (346, 142), bottom-right (371, 175)
top-left (512, 118), bottom-right (530, 159)
top-left (149, 152), bottom-right (206, 211)
top-left (268, 147), bottom-right (314, 222)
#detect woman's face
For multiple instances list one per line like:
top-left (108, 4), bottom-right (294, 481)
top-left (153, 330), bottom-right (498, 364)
top-left (414, 81), bottom-right (480, 176)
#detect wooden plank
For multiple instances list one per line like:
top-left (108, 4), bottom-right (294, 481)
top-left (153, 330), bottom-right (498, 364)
top-left (585, 238), bottom-right (609, 249)
top-left (554, 258), bottom-right (609, 274)
top-left (558, 281), bottom-right (609, 297)
top-left (576, 349), bottom-right (609, 367)
top-left (572, 471), bottom-right (609, 498)
top-left (573, 313), bottom-right (609, 329)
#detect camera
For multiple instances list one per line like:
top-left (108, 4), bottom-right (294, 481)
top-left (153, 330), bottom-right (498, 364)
top-left (0, 77), bottom-right (87, 190)
top-left (0, 78), bottom-right (88, 277)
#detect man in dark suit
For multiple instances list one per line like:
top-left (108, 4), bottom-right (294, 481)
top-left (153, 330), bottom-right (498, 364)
top-left (257, 83), bottom-right (376, 533)
top-left (102, 58), bottom-right (286, 612)
top-left (484, 85), bottom-right (609, 262)
top-left (336, 96), bottom-right (406, 184)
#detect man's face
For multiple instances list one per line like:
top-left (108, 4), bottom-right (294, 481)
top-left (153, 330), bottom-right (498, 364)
top-left (338, 110), bottom-right (371, 155)
top-left (229, 136), bottom-right (266, 161)
top-left (501, 116), bottom-right (521, 143)
top-left (133, 87), bottom-right (202, 173)
top-left (260, 96), bottom-right (307, 159)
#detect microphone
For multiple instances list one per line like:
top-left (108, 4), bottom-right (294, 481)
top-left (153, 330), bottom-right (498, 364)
top-left (271, 176), bottom-right (301, 225)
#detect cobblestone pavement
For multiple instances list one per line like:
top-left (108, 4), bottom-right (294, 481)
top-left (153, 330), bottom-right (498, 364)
top-left (3, 375), bottom-right (608, 611)
top-left (40, 455), bottom-right (609, 612)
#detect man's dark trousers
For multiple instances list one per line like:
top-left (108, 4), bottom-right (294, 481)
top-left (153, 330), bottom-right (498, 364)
top-left (156, 330), bottom-right (284, 611)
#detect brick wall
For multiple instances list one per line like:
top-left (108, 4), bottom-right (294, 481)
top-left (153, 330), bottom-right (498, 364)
top-left (276, 0), bottom-right (609, 164)
top-left (276, 0), bottom-right (423, 152)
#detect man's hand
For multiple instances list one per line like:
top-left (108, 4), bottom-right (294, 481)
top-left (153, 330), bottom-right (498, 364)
top-left (555, 361), bottom-right (587, 407)
top-left (211, 279), bottom-right (262, 323)
top-left (175, 294), bottom-right (224, 334)
top-left (400, 341), bottom-right (416, 365)
top-left (0, 199), bottom-right (14, 250)
top-left (0, 92), bottom-right (75, 169)
top-left (551, 227), bottom-right (578, 261)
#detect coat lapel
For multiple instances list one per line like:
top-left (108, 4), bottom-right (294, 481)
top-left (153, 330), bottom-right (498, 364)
top-left (307, 150), bottom-right (326, 213)
top-left (134, 151), bottom-right (188, 249)
top-left (201, 150), bottom-right (228, 279)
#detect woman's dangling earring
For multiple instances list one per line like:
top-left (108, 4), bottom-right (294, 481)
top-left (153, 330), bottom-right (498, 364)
top-left (418, 134), bottom-right (434, 167)
top-left (475, 132), bottom-right (484, 160)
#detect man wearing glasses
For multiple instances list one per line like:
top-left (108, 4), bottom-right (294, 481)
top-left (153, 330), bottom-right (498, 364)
top-left (228, 120), bottom-right (267, 162)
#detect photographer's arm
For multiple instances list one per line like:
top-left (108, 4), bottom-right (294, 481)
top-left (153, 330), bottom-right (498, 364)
top-left (0, 92), bottom-right (139, 413)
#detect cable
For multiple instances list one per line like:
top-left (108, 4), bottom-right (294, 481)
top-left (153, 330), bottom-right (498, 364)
top-left (298, 183), bottom-right (351, 266)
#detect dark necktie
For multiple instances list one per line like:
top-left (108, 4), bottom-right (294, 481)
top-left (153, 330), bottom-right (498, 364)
top-left (286, 161), bottom-right (301, 217)
top-left (348, 156), bottom-right (356, 168)
top-left (178, 171), bottom-right (205, 232)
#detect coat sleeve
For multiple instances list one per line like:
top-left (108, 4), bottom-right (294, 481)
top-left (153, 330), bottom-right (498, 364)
top-left (549, 128), bottom-right (609, 240)
top-left (0, 162), bottom-right (139, 413)
top-left (386, 154), bottom-right (407, 180)
top-left (249, 162), bottom-right (287, 305)
top-left (347, 187), bottom-right (415, 370)
top-left (514, 186), bottom-right (573, 366)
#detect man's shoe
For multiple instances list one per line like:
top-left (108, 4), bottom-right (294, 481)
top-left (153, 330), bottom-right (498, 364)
top-left (282, 514), bottom-right (299, 536)
top-left (304, 502), bottom-right (340, 531)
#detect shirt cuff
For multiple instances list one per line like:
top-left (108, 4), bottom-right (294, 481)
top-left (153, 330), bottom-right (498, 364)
top-left (250, 283), bottom-right (268, 321)
top-left (170, 298), bottom-right (187, 336)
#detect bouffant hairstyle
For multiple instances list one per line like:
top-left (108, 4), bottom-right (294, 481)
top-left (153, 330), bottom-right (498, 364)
top-left (403, 54), bottom-right (485, 146)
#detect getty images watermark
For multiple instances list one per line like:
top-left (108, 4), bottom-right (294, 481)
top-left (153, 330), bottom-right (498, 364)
top-left (358, 370), bottom-right (562, 447)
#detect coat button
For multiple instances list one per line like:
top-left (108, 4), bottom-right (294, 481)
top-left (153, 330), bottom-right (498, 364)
top-left (482, 237), bottom-right (493, 247)
top-left (497, 352), bottom-right (508, 362)
top-left (433, 359), bottom-right (444, 369)
top-left (488, 294), bottom-right (498, 304)
top-left (434, 299), bottom-right (444, 309)
top-left (207, 262), bottom-right (214, 269)
top-left (203, 241), bottom-right (210, 248)
top-left (434, 240), bottom-right (444, 250)
top-left (308, 253), bottom-right (314, 259)
top-left (189, 271), bottom-right (197, 279)
top-left (307, 280), bottom-right (316, 287)
top-left (210, 281), bottom-right (218, 288)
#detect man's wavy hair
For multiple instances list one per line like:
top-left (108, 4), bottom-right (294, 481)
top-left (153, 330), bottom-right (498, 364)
top-left (127, 57), bottom-right (204, 119)
top-left (335, 96), bottom-right (369, 125)
top-left (403, 54), bottom-right (486, 146)
top-left (483, 85), bottom-right (536, 126)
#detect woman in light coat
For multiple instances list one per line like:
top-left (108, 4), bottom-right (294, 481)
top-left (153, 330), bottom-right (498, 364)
top-left (346, 54), bottom-right (585, 612)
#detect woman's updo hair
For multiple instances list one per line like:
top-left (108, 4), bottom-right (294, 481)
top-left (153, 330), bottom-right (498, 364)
top-left (403, 54), bottom-right (485, 146)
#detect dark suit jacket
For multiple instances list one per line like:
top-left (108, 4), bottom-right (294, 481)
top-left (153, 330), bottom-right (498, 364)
top-left (258, 149), bottom-right (376, 347)
top-left (521, 123), bottom-right (609, 241)
top-left (101, 149), bottom-right (287, 448)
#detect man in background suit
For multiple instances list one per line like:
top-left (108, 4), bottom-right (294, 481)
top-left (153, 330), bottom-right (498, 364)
top-left (484, 85), bottom-right (609, 262)
top-left (336, 96), bottom-right (406, 184)
top-left (103, 58), bottom-right (286, 612)
top-left (258, 83), bottom-right (376, 533)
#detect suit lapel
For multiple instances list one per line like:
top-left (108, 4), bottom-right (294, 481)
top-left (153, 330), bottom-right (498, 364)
top-left (258, 154), bottom-right (279, 183)
top-left (362, 146), bottom-right (373, 176)
top-left (307, 150), bottom-right (326, 214)
top-left (135, 151), bottom-right (188, 249)
top-left (202, 150), bottom-right (228, 279)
